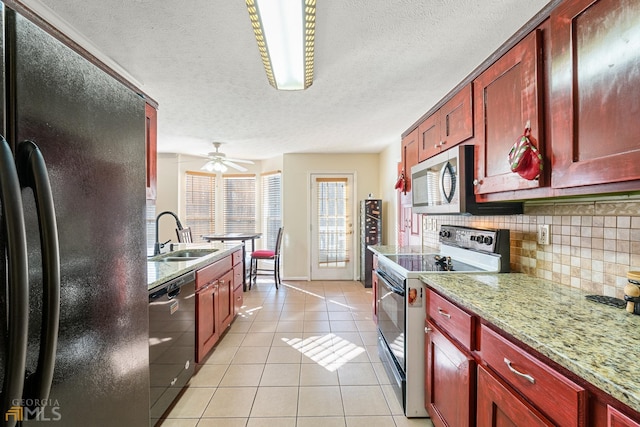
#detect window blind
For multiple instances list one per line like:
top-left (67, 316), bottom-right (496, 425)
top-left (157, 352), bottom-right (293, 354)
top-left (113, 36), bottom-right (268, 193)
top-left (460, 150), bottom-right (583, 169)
top-left (185, 171), bottom-right (216, 240)
top-left (223, 175), bottom-right (256, 233)
top-left (261, 171), bottom-right (282, 249)
top-left (315, 177), bottom-right (350, 266)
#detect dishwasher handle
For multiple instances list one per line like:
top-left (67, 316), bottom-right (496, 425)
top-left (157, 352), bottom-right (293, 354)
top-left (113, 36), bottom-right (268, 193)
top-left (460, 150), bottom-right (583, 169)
top-left (149, 270), bottom-right (195, 300)
top-left (167, 284), bottom-right (181, 300)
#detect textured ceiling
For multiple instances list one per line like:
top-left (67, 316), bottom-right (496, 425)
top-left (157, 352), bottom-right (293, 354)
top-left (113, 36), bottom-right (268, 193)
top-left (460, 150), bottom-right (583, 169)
top-left (26, 0), bottom-right (551, 162)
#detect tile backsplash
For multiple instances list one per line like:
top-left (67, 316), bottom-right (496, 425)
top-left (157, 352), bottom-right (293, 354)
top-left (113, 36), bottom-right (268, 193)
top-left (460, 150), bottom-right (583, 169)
top-left (422, 199), bottom-right (640, 298)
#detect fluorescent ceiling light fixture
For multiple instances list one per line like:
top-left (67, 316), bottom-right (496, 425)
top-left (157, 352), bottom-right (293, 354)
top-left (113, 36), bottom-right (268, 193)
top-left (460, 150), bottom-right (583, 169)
top-left (246, 0), bottom-right (316, 90)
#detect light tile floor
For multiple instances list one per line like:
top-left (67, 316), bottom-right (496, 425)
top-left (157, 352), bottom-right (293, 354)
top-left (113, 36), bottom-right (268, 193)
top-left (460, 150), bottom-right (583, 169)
top-left (157, 279), bottom-right (434, 427)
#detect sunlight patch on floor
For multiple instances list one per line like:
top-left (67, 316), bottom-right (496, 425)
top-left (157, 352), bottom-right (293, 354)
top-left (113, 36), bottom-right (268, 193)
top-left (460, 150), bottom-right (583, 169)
top-left (281, 333), bottom-right (365, 371)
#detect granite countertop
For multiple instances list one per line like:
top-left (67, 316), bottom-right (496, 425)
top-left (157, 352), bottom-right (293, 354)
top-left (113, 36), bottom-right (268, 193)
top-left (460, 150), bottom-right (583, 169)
top-left (147, 242), bottom-right (243, 290)
top-left (419, 272), bottom-right (640, 414)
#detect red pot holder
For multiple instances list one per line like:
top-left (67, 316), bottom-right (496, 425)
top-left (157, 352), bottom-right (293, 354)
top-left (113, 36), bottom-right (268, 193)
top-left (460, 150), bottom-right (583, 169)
top-left (395, 172), bottom-right (406, 191)
top-left (508, 126), bottom-right (542, 181)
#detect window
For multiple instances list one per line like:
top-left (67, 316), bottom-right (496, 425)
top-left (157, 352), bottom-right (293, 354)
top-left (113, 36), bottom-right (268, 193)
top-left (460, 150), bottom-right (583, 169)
top-left (185, 171), bottom-right (216, 240)
top-left (315, 176), bottom-right (350, 267)
top-left (223, 175), bottom-right (256, 233)
top-left (261, 171), bottom-right (282, 249)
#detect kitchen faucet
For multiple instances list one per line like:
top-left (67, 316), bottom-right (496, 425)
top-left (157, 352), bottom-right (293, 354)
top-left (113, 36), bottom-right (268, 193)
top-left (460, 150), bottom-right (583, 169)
top-left (154, 211), bottom-right (184, 256)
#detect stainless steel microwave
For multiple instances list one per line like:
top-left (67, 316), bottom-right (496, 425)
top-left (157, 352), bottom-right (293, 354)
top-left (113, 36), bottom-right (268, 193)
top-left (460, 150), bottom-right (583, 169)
top-left (411, 145), bottom-right (522, 215)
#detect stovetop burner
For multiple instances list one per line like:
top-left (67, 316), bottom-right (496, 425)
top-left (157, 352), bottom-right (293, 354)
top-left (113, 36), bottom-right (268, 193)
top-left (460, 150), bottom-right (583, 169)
top-left (384, 254), bottom-right (481, 272)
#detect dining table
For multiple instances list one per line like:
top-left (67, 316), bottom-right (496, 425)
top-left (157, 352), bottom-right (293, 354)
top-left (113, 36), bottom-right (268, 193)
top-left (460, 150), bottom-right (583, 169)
top-left (201, 232), bottom-right (262, 291)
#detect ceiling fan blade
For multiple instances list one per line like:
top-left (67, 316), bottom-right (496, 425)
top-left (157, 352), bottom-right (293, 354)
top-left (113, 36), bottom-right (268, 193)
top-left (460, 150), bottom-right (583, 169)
top-left (222, 160), bottom-right (248, 172)
top-left (225, 157), bottom-right (254, 164)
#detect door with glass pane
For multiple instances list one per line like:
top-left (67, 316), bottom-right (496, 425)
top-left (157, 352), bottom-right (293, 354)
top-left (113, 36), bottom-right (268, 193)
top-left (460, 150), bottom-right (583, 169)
top-left (310, 174), bottom-right (355, 280)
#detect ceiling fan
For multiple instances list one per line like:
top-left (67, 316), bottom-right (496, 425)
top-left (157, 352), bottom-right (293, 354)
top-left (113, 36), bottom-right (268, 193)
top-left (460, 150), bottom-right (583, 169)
top-left (200, 142), bottom-right (254, 172)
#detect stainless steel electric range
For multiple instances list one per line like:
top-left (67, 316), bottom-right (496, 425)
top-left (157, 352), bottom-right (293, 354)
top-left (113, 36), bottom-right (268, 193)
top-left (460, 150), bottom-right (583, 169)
top-left (375, 225), bottom-right (510, 417)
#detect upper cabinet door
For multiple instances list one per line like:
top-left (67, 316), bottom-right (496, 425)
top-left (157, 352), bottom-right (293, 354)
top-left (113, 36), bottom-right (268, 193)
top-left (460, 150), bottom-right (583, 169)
top-left (418, 84), bottom-right (473, 163)
top-left (401, 127), bottom-right (419, 194)
top-left (550, 0), bottom-right (640, 188)
top-left (474, 29), bottom-right (544, 195)
top-left (440, 84), bottom-right (473, 150)
top-left (418, 111), bottom-right (441, 162)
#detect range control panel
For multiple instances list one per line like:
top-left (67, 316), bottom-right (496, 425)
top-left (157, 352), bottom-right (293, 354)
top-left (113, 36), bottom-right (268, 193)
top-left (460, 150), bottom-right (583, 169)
top-left (438, 225), bottom-right (510, 255)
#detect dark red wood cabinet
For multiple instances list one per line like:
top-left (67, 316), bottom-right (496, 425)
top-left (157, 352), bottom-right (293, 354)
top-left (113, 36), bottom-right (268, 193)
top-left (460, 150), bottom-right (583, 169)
top-left (479, 325), bottom-right (586, 427)
top-left (418, 83), bottom-right (473, 163)
top-left (145, 103), bottom-right (157, 200)
top-left (195, 256), bottom-right (234, 362)
top-left (550, 0), bottom-right (640, 189)
top-left (424, 289), bottom-right (476, 427)
top-left (608, 405), bottom-right (640, 427)
top-left (232, 249), bottom-right (243, 316)
top-left (425, 320), bottom-right (475, 427)
top-left (401, 128), bottom-right (419, 194)
top-left (477, 364), bottom-right (554, 427)
top-left (473, 29), bottom-right (545, 195)
top-left (196, 275), bottom-right (219, 363)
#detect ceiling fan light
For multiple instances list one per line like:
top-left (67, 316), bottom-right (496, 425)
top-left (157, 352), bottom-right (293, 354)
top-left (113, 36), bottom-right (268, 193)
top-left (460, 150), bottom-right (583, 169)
top-left (201, 160), bottom-right (227, 173)
top-left (246, 0), bottom-right (315, 90)
top-left (213, 161), bottom-right (227, 173)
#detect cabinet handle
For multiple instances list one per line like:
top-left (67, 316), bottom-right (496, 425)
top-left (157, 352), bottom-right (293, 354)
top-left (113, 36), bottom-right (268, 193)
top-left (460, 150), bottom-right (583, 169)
top-left (439, 140), bottom-right (446, 146)
top-left (434, 143), bottom-right (439, 149)
top-left (437, 308), bottom-right (451, 319)
top-left (424, 326), bottom-right (432, 333)
top-left (473, 179), bottom-right (480, 186)
top-left (504, 358), bottom-right (535, 384)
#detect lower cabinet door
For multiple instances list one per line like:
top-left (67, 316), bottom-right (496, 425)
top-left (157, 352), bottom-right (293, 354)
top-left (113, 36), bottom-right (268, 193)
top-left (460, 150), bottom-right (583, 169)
top-left (218, 270), bottom-right (234, 329)
top-left (425, 320), bottom-right (475, 427)
top-left (477, 365), bottom-right (554, 427)
top-left (196, 282), bottom-right (219, 363)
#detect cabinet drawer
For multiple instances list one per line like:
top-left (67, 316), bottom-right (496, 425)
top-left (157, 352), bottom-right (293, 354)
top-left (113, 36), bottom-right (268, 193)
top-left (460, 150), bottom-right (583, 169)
top-left (232, 250), bottom-right (242, 266)
top-left (196, 256), bottom-right (232, 290)
top-left (233, 264), bottom-right (243, 291)
top-left (234, 286), bottom-right (243, 317)
top-left (608, 405), bottom-right (640, 427)
top-left (427, 290), bottom-right (474, 350)
top-left (480, 325), bottom-right (586, 427)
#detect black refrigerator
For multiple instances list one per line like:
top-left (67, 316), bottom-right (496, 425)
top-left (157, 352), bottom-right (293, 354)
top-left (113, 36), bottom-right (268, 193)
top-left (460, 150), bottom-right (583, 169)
top-left (359, 199), bottom-right (382, 288)
top-left (0, 4), bottom-right (149, 426)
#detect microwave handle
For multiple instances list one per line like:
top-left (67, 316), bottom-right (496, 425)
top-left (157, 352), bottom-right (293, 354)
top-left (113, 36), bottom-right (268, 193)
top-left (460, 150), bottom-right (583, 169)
top-left (439, 161), bottom-right (456, 203)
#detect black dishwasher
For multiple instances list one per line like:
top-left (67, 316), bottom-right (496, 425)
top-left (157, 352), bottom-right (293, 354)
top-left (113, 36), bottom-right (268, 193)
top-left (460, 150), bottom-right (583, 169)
top-left (148, 271), bottom-right (196, 424)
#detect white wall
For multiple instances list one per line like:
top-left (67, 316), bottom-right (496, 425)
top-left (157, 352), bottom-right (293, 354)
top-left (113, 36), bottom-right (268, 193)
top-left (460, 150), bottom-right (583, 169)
top-left (379, 142), bottom-right (401, 247)
top-left (282, 153), bottom-right (381, 280)
top-left (156, 149), bottom-right (400, 281)
top-left (156, 153), bottom-right (180, 247)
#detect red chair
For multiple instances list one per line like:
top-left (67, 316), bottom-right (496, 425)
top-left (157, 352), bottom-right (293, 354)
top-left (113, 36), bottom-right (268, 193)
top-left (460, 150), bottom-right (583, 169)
top-left (249, 227), bottom-right (283, 289)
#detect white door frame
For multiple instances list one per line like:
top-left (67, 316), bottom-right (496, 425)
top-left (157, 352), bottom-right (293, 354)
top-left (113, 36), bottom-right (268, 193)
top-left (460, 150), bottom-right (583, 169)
top-left (308, 172), bottom-right (357, 281)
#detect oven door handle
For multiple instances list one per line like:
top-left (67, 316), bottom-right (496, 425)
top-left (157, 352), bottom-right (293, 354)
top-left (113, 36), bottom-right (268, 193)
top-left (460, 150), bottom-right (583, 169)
top-left (377, 270), bottom-right (405, 296)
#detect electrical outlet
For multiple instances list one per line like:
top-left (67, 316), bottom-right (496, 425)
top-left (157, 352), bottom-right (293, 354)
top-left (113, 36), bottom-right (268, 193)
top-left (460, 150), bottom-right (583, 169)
top-left (537, 224), bottom-right (550, 245)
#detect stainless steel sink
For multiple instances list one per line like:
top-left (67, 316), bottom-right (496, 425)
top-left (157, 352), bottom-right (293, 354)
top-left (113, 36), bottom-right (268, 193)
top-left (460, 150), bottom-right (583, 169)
top-left (150, 248), bottom-right (218, 262)
top-left (161, 256), bottom-right (200, 261)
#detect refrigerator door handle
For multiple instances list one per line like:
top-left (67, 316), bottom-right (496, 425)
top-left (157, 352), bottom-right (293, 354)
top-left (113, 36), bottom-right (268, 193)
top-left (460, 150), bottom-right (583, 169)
top-left (0, 136), bottom-right (29, 425)
top-left (15, 140), bottom-right (60, 405)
